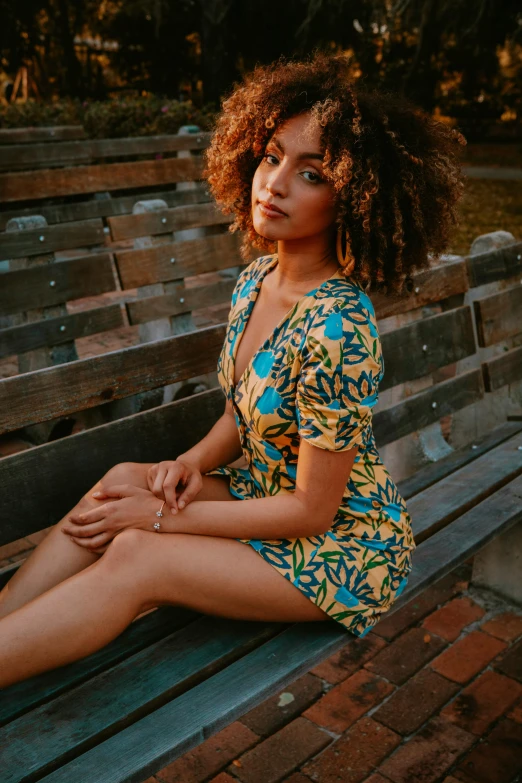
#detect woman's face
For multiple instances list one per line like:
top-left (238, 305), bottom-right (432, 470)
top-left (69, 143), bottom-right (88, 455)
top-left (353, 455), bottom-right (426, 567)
top-left (251, 111), bottom-right (337, 247)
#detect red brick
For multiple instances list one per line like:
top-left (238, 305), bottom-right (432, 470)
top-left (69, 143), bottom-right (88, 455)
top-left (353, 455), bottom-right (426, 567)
top-left (493, 638), bottom-right (522, 683)
top-left (208, 775), bottom-right (238, 783)
top-left (442, 670), bottom-right (522, 735)
top-left (362, 775), bottom-right (395, 783)
top-left (364, 627), bottom-right (447, 685)
top-left (378, 715), bottom-right (475, 783)
top-left (239, 673), bottom-right (323, 737)
top-left (454, 718), bottom-right (522, 783)
top-left (422, 597), bottom-right (486, 641)
top-left (284, 775), bottom-right (315, 783)
top-left (373, 667), bottom-right (460, 735)
top-left (157, 721), bottom-right (258, 783)
top-left (310, 632), bottom-right (387, 684)
top-left (302, 668), bottom-right (394, 734)
top-left (227, 717), bottom-right (330, 783)
top-left (302, 716), bottom-right (402, 783)
top-left (507, 696), bottom-right (522, 723)
top-left (481, 611), bottom-right (522, 642)
top-left (372, 564), bottom-right (471, 641)
top-left (430, 631), bottom-right (507, 684)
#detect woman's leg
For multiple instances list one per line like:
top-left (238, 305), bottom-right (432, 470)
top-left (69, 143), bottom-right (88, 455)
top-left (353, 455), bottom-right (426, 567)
top-left (0, 461), bottom-right (236, 619)
top-left (0, 526), bottom-right (329, 690)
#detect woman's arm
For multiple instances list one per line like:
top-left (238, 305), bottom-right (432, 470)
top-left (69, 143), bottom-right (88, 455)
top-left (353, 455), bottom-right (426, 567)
top-left (176, 398), bottom-right (243, 474)
top-left (155, 439), bottom-right (359, 540)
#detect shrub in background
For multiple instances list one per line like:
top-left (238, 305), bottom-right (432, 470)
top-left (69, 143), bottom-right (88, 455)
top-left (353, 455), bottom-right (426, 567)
top-left (0, 96), bottom-right (217, 137)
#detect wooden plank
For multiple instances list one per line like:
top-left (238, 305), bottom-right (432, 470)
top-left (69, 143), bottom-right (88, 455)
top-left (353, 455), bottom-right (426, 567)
top-left (0, 127), bottom-right (86, 145)
top-left (398, 419), bottom-right (522, 499)
top-left (0, 606), bottom-right (198, 726)
top-left (115, 231), bottom-right (245, 289)
top-left (0, 141), bottom-right (91, 172)
top-left (473, 286), bottom-right (522, 346)
top-left (0, 219), bottom-right (105, 260)
top-left (374, 367), bottom-right (485, 447)
top-left (0, 253), bottom-right (116, 316)
top-left (0, 184), bottom-right (211, 230)
top-left (0, 304), bottom-right (124, 359)
top-left (128, 278), bottom-right (237, 325)
top-left (482, 345), bottom-right (522, 391)
top-left (0, 618), bottom-right (283, 782)
top-left (0, 387), bottom-right (225, 539)
top-left (0, 133), bottom-right (211, 173)
top-left (108, 200), bottom-right (230, 242)
top-left (31, 475), bottom-right (522, 783)
top-left (369, 258), bottom-right (469, 320)
top-left (379, 305), bottom-right (476, 391)
top-left (0, 324), bottom-right (225, 435)
top-left (466, 241), bottom-right (522, 287)
top-left (406, 431), bottom-right (522, 543)
top-left (0, 157), bottom-right (205, 203)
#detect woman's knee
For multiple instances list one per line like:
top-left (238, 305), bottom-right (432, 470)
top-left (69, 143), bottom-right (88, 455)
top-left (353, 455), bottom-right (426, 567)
top-left (100, 527), bottom-right (154, 568)
top-left (102, 461), bottom-right (145, 486)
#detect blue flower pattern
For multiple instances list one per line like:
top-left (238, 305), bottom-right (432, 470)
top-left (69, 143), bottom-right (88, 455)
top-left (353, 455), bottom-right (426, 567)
top-left (205, 254), bottom-right (416, 637)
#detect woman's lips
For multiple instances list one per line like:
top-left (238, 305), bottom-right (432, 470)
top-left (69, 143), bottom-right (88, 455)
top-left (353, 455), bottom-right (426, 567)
top-left (258, 202), bottom-right (287, 218)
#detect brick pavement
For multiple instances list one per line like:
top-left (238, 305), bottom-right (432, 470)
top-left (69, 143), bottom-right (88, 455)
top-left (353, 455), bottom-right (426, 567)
top-left (2, 542), bottom-right (521, 783)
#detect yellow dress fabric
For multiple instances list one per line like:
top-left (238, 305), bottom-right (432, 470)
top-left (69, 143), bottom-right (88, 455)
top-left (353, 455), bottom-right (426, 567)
top-left (204, 253), bottom-right (416, 637)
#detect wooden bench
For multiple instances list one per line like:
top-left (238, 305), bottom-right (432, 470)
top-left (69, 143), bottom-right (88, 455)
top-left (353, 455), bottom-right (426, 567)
top-left (0, 198), bottom-right (250, 444)
top-left (0, 128), bottom-right (213, 230)
top-left (0, 236), bottom-right (521, 782)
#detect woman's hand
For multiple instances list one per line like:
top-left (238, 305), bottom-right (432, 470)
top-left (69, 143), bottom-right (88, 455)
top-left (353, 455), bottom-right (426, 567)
top-left (147, 458), bottom-right (203, 513)
top-left (61, 485), bottom-right (166, 553)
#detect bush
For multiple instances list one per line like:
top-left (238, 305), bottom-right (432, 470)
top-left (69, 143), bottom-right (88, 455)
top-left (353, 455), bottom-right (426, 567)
top-left (0, 96), bottom-right (217, 138)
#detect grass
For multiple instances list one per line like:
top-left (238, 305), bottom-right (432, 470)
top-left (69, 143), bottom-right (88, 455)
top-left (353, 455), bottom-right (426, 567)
top-left (450, 177), bottom-right (521, 256)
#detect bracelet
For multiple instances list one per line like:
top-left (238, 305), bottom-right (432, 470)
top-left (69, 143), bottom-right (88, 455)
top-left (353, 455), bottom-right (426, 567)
top-left (153, 500), bottom-right (166, 532)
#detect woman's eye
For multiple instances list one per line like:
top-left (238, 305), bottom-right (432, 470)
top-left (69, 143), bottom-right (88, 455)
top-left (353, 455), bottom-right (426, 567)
top-left (263, 153), bottom-right (322, 184)
top-left (302, 170), bottom-right (322, 183)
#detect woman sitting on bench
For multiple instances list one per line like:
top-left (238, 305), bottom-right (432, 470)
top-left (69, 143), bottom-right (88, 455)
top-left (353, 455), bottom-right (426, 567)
top-left (0, 50), bottom-right (466, 688)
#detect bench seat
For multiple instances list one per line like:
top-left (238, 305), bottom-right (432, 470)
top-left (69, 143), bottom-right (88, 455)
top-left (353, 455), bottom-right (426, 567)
top-left (0, 418), bottom-right (521, 782)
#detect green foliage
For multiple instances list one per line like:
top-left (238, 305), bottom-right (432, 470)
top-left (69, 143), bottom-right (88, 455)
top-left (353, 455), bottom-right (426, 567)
top-left (0, 96), bottom-right (217, 138)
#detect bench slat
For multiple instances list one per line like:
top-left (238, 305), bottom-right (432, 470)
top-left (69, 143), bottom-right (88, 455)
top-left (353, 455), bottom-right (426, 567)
top-left (0, 185), bottom-right (211, 231)
top-left (374, 367), bottom-right (484, 447)
top-left (0, 325), bottom-right (226, 435)
top-left (128, 278), bottom-right (237, 325)
top-left (473, 286), bottom-right (522, 346)
top-left (0, 606), bottom-right (198, 726)
top-left (0, 127), bottom-right (86, 145)
top-left (466, 241), bottom-right (522, 287)
top-left (0, 619), bottom-right (285, 783)
top-left (379, 305), bottom-right (476, 391)
top-left (482, 344), bottom-right (522, 391)
top-left (29, 474), bottom-right (522, 783)
top-left (408, 430), bottom-right (522, 543)
top-left (108, 201), bottom-right (229, 242)
top-left (0, 158), bottom-right (205, 203)
top-left (0, 252), bottom-right (116, 317)
top-left (115, 231), bottom-right (243, 289)
top-left (0, 304), bottom-right (124, 359)
top-left (0, 388), bottom-right (225, 542)
top-left (0, 219), bottom-right (105, 260)
top-left (399, 419), bottom-right (522, 498)
top-left (0, 133), bottom-right (210, 173)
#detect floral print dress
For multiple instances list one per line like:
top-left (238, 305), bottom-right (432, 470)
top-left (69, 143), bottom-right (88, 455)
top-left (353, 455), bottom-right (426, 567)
top-left (204, 253), bottom-right (416, 637)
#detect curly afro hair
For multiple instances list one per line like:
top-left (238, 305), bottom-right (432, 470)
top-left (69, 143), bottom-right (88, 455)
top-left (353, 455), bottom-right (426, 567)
top-left (203, 49), bottom-right (467, 297)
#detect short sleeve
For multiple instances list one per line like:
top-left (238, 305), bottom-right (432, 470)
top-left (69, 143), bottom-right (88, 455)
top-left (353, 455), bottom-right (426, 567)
top-left (296, 302), bottom-right (383, 451)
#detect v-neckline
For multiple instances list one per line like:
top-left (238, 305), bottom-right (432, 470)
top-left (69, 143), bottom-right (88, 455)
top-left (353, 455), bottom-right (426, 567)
top-left (230, 254), bottom-right (343, 394)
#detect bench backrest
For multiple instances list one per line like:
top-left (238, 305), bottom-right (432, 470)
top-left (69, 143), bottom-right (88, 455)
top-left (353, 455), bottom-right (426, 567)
top-left (1, 236), bottom-right (520, 569)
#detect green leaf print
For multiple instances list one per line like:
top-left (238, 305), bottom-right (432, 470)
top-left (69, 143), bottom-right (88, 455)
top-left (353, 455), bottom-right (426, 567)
top-left (293, 539), bottom-right (306, 577)
top-left (316, 578), bottom-right (327, 607)
top-left (318, 551), bottom-right (343, 563)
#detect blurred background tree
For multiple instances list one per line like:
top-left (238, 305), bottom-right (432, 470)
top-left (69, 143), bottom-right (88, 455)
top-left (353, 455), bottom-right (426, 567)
top-left (0, 0), bottom-right (520, 141)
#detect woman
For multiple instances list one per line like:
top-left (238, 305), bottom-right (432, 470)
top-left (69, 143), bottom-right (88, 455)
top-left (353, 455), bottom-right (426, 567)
top-left (0, 51), bottom-right (465, 688)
